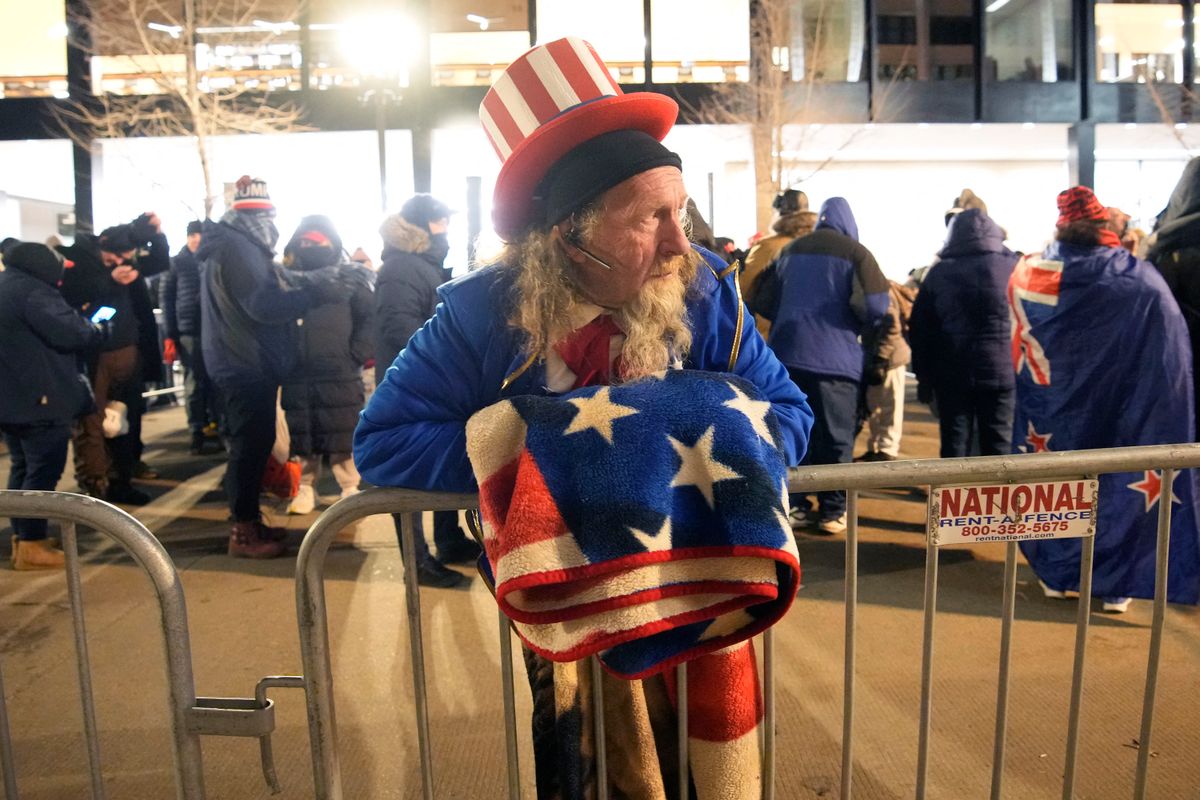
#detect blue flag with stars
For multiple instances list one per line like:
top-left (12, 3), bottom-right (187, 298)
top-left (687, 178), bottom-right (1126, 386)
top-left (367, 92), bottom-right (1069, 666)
top-left (1009, 242), bottom-right (1200, 603)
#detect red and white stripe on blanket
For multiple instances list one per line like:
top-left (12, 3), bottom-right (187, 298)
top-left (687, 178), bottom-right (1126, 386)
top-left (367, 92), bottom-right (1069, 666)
top-left (466, 369), bottom-right (801, 680)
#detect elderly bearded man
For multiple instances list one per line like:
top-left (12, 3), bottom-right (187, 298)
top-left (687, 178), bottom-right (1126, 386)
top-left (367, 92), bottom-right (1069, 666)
top-left (355, 37), bottom-right (813, 796)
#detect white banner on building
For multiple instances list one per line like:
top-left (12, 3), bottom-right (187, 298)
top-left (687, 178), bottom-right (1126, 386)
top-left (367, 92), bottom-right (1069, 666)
top-left (928, 479), bottom-right (1098, 546)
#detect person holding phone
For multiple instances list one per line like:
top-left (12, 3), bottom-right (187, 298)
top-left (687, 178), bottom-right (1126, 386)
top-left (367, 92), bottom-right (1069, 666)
top-left (0, 243), bottom-right (108, 569)
top-left (57, 213), bottom-right (170, 505)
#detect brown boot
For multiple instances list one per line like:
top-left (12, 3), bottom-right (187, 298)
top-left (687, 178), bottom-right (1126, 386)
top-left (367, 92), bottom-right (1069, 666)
top-left (257, 522), bottom-right (289, 543)
top-left (228, 522), bottom-right (287, 559)
top-left (12, 536), bottom-right (66, 571)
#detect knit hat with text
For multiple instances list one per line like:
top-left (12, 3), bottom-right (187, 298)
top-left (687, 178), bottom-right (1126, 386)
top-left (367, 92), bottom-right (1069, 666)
top-left (231, 176), bottom-right (274, 214)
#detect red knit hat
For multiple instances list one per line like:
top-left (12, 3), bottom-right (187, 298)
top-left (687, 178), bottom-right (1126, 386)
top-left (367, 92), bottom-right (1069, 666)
top-left (479, 37), bottom-right (678, 239)
top-left (1056, 186), bottom-right (1108, 228)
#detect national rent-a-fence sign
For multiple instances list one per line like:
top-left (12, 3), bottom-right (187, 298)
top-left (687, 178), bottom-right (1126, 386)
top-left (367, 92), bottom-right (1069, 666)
top-left (929, 479), bottom-right (1099, 546)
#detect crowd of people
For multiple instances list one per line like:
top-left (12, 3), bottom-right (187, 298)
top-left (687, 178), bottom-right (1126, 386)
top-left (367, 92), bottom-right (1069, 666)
top-left (5, 33), bottom-right (1200, 795)
top-left (2, 44), bottom-right (1199, 620)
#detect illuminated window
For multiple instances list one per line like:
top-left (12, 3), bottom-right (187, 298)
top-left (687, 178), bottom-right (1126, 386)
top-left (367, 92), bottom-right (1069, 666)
top-left (430, 1), bottom-right (531, 87)
top-left (0, 3), bottom-right (68, 98)
top-left (986, 0), bottom-right (1073, 81)
top-left (1095, 0), bottom-right (1183, 83)
top-left (307, 3), bottom-right (422, 91)
top-left (784, 0), bottom-right (868, 82)
top-left (537, 0), bottom-right (645, 83)
top-left (90, 1), bottom-right (304, 96)
top-left (876, 0), bottom-right (975, 81)
top-left (650, 0), bottom-right (750, 83)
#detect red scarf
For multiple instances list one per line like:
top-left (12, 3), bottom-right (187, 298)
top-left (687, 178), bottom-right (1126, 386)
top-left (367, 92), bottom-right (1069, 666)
top-left (553, 314), bottom-right (624, 389)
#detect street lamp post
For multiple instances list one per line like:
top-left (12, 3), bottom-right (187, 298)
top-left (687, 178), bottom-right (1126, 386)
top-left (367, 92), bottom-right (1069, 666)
top-left (342, 14), bottom-right (416, 213)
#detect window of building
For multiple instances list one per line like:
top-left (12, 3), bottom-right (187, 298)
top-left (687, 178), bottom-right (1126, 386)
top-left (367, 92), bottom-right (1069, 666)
top-left (306, 3), bottom-right (423, 91)
top-left (1095, 0), bottom-right (1183, 83)
top-left (90, 0), bottom-right (304, 96)
top-left (875, 0), bottom-right (975, 81)
top-left (537, 0), bottom-right (645, 83)
top-left (985, 0), bottom-right (1073, 81)
top-left (786, 0), bottom-right (868, 82)
top-left (430, 1), bottom-right (530, 87)
top-left (0, 3), bottom-right (68, 98)
top-left (650, 0), bottom-right (750, 83)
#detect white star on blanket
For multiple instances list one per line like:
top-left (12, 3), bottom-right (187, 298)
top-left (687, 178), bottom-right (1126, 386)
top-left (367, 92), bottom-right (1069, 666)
top-left (669, 425), bottom-right (744, 509)
top-left (628, 517), bottom-right (672, 551)
top-left (563, 386), bottom-right (639, 444)
top-left (723, 382), bottom-right (775, 445)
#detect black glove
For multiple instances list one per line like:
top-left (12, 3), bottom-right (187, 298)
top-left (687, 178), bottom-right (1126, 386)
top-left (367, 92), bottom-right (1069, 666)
top-left (917, 381), bottom-right (933, 405)
top-left (130, 213), bottom-right (157, 244)
top-left (303, 266), bottom-right (345, 305)
top-left (91, 319), bottom-right (113, 346)
top-left (865, 363), bottom-right (887, 386)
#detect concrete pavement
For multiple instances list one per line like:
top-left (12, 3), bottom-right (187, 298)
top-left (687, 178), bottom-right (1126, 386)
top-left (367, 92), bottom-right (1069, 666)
top-left (1, 395), bottom-right (1198, 799)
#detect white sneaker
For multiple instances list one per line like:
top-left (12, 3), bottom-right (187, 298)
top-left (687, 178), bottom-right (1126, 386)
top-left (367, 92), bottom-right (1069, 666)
top-left (1102, 597), bottom-right (1132, 614)
top-left (1039, 580), bottom-right (1081, 600)
top-left (817, 514), bottom-right (848, 535)
top-left (288, 484), bottom-right (317, 515)
top-left (788, 506), bottom-right (813, 529)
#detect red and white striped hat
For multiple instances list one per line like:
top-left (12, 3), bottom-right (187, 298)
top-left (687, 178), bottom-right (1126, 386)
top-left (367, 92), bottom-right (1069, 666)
top-left (480, 37), bottom-right (678, 239)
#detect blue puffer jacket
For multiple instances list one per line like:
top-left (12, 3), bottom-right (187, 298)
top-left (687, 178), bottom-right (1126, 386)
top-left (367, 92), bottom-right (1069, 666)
top-left (909, 209), bottom-right (1020, 391)
top-left (160, 245), bottom-right (203, 337)
top-left (354, 248), bottom-right (814, 492)
top-left (198, 221), bottom-right (323, 387)
top-left (754, 198), bottom-right (890, 381)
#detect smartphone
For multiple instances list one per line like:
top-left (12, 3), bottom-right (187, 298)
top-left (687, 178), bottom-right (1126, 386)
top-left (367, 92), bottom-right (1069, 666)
top-left (90, 306), bottom-right (117, 323)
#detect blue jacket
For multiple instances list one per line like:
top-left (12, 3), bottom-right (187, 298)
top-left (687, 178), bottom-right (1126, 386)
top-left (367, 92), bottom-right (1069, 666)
top-left (910, 209), bottom-right (1020, 391)
top-left (354, 248), bottom-right (813, 492)
top-left (0, 266), bottom-right (102, 425)
top-left (750, 198), bottom-right (890, 381)
top-left (198, 221), bottom-right (323, 387)
top-left (160, 244), bottom-right (203, 337)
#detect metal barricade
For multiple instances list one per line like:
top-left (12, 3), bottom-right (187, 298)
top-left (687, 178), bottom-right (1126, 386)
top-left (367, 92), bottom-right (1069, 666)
top-left (0, 490), bottom-right (304, 800)
top-left (295, 443), bottom-right (1200, 799)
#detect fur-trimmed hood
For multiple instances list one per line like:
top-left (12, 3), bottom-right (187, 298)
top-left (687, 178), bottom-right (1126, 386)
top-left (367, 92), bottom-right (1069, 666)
top-left (772, 211), bottom-right (818, 238)
top-left (380, 214), bottom-right (431, 256)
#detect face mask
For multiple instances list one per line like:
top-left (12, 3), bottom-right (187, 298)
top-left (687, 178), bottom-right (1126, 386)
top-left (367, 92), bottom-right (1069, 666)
top-left (295, 245), bottom-right (337, 270)
top-left (427, 232), bottom-right (450, 265)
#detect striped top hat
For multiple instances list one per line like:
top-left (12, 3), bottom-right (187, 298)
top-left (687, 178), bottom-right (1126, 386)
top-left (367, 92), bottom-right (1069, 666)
top-left (481, 37), bottom-right (678, 239)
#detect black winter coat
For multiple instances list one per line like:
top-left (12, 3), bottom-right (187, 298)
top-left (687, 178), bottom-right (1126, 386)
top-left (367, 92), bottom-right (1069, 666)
top-left (198, 220), bottom-right (327, 387)
top-left (160, 245), bottom-right (203, 337)
top-left (909, 209), bottom-right (1020, 391)
top-left (57, 232), bottom-right (169, 381)
top-left (374, 215), bottom-right (451, 386)
top-left (1148, 158), bottom-right (1200, 433)
top-left (281, 264), bottom-right (374, 455)
top-left (0, 267), bottom-right (103, 425)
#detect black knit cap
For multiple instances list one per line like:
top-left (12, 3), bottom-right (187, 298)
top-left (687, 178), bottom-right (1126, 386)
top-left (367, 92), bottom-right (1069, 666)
top-left (98, 224), bottom-right (137, 254)
top-left (186, 220), bottom-right (203, 236)
top-left (6, 242), bottom-right (64, 286)
top-left (400, 194), bottom-right (453, 232)
top-left (532, 129), bottom-right (682, 229)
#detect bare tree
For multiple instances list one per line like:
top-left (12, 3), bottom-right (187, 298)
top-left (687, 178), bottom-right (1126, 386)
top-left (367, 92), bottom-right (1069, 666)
top-left (690, 0), bottom-right (904, 232)
top-left (60, 0), bottom-right (308, 219)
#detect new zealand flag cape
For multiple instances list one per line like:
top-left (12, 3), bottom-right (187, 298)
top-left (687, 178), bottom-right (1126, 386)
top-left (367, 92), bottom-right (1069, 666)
top-left (466, 369), bottom-right (801, 679)
top-left (1009, 242), bottom-right (1200, 603)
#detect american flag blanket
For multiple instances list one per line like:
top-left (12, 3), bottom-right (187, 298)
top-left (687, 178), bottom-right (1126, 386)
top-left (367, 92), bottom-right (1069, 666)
top-left (466, 369), bottom-right (801, 678)
top-left (467, 369), bottom-right (799, 797)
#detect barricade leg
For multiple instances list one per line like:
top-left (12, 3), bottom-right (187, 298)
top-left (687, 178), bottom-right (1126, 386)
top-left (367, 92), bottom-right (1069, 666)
top-left (1062, 533), bottom-right (1095, 800)
top-left (990, 542), bottom-right (1019, 800)
top-left (915, 537), bottom-right (939, 800)
top-left (498, 608), bottom-right (521, 800)
top-left (399, 512), bottom-right (435, 800)
top-left (591, 657), bottom-right (608, 800)
top-left (762, 629), bottom-right (775, 800)
top-left (842, 490), bottom-right (859, 800)
top-left (1133, 467), bottom-right (1175, 800)
top-left (62, 522), bottom-right (107, 800)
top-left (676, 662), bottom-right (688, 800)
